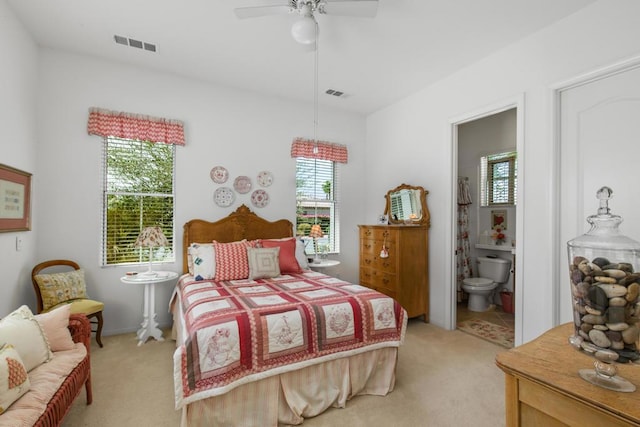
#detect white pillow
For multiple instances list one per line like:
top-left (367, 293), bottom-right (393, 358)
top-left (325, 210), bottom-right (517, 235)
top-left (0, 306), bottom-right (52, 372)
top-left (296, 238), bottom-right (310, 269)
top-left (0, 343), bottom-right (30, 414)
top-left (189, 243), bottom-right (215, 281)
top-left (35, 304), bottom-right (75, 352)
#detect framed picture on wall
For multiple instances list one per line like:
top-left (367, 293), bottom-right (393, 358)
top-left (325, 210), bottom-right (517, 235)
top-left (0, 164), bottom-right (32, 232)
top-left (491, 209), bottom-right (507, 230)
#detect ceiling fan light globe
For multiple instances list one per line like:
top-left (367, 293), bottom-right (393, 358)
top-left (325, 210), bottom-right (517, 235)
top-left (291, 16), bottom-right (317, 44)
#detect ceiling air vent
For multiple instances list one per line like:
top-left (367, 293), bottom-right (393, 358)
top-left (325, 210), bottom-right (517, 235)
top-left (114, 35), bottom-right (157, 52)
top-left (325, 89), bottom-right (345, 97)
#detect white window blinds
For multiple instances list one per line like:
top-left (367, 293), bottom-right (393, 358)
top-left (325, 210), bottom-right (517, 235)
top-left (295, 157), bottom-right (340, 254)
top-left (480, 151), bottom-right (517, 206)
top-left (101, 137), bottom-right (175, 266)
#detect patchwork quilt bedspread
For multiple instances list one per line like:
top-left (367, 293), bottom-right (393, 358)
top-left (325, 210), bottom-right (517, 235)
top-left (173, 270), bottom-right (407, 409)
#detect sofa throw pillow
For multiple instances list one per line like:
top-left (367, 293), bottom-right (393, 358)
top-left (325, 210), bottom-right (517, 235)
top-left (260, 238), bottom-right (302, 274)
top-left (247, 247), bottom-right (281, 280)
top-left (213, 240), bottom-right (256, 281)
top-left (33, 269), bottom-right (88, 311)
top-left (189, 243), bottom-right (216, 281)
top-left (0, 305), bottom-right (52, 372)
top-left (35, 304), bottom-right (75, 352)
top-left (0, 344), bottom-right (30, 415)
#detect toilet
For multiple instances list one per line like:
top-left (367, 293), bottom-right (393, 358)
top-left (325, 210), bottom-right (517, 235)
top-left (462, 256), bottom-right (512, 312)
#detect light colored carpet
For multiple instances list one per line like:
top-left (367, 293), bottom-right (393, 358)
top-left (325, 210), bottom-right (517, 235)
top-left (63, 320), bottom-right (508, 426)
top-left (457, 318), bottom-right (515, 349)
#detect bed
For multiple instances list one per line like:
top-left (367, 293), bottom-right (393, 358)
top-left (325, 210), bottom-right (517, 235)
top-left (171, 205), bottom-right (407, 427)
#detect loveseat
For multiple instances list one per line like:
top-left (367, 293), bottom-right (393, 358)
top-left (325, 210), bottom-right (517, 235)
top-left (0, 308), bottom-right (92, 426)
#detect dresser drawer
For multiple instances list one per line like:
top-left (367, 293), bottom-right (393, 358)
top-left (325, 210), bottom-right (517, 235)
top-left (360, 267), bottom-right (396, 289)
top-left (360, 267), bottom-right (374, 285)
top-left (360, 242), bottom-right (396, 273)
top-left (370, 270), bottom-right (397, 292)
top-left (359, 227), bottom-right (397, 243)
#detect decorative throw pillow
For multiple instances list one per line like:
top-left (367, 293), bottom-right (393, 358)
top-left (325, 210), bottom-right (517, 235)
top-left (213, 240), bottom-right (256, 281)
top-left (0, 344), bottom-right (30, 415)
top-left (0, 305), bottom-right (52, 372)
top-left (33, 269), bottom-right (88, 311)
top-left (189, 243), bottom-right (216, 281)
top-left (247, 247), bottom-right (281, 280)
top-left (35, 304), bottom-right (75, 352)
top-left (295, 238), bottom-right (310, 270)
top-left (260, 238), bottom-right (302, 274)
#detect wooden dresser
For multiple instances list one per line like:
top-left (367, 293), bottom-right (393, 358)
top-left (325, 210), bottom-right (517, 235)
top-left (358, 224), bottom-right (429, 321)
top-left (496, 323), bottom-right (640, 427)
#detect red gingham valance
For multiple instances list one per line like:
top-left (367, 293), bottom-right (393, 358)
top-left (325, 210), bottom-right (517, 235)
top-left (87, 107), bottom-right (185, 146)
top-left (290, 137), bottom-right (348, 163)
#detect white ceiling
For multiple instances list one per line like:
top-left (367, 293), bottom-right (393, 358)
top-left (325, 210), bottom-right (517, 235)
top-left (7, 0), bottom-right (597, 114)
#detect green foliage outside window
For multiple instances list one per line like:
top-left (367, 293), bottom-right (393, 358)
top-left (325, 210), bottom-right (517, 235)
top-left (103, 138), bottom-right (175, 265)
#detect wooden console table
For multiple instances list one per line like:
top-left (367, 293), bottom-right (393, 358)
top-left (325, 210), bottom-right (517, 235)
top-left (495, 323), bottom-right (640, 427)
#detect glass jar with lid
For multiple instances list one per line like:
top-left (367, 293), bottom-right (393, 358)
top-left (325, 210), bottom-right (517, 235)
top-left (567, 186), bottom-right (640, 392)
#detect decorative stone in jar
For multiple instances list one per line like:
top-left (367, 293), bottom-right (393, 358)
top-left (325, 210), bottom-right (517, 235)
top-left (567, 186), bottom-right (640, 392)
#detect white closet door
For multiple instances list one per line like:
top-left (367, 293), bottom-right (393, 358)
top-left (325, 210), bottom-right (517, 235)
top-left (559, 65), bottom-right (640, 323)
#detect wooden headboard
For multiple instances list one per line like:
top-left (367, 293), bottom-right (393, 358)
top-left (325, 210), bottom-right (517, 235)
top-left (182, 204), bottom-right (294, 273)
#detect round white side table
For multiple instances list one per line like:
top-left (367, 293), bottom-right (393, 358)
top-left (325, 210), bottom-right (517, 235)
top-left (120, 271), bottom-right (179, 346)
top-left (309, 259), bottom-right (341, 271)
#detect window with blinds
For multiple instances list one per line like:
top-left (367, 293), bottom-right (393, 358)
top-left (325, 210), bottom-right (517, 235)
top-left (480, 151), bottom-right (517, 206)
top-left (295, 157), bottom-right (340, 254)
top-left (101, 137), bottom-right (175, 266)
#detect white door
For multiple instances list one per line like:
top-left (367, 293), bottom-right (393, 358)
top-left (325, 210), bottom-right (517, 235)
top-left (558, 64), bottom-right (640, 323)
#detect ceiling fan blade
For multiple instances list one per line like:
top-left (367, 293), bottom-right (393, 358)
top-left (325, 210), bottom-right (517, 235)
top-left (234, 5), bottom-right (292, 19)
top-left (321, 0), bottom-right (378, 17)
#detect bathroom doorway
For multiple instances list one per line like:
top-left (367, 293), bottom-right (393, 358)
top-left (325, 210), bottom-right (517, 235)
top-left (449, 97), bottom-right (523, 346)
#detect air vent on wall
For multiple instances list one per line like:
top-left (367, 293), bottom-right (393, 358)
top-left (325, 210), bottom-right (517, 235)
top-left (114, 35), bottom-right (157, 52)
top-left (325, 89), bottom-right (345, 97)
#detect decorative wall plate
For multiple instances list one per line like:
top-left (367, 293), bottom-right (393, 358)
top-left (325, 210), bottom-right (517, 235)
top-left (234, 176), bottom-right (252, 194)
top-left (257, 171), bottom-right (273, 187)
top-left (213, 187), bottom-right (235, 207)
top-left (210, 166), bottom-right (228, 184)
top-left (251, 189), bottom-right (269, 208)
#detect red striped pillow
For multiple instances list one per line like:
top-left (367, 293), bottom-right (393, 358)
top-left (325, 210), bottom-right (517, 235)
top-left (213, 240), bottom-right (255, 281)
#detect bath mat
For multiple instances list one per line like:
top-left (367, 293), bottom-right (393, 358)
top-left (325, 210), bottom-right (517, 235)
top-left (457, 318), bottom-right (514, 349)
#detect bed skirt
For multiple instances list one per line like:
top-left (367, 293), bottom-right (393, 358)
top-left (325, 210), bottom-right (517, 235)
top-left (180, 346), bottom-right (398, 427)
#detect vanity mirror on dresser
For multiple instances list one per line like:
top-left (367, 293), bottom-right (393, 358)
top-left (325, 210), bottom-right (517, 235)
top-left (358, 184), bottom-right (430, 321)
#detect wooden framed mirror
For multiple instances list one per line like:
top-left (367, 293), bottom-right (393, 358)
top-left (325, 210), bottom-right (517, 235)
top-left (384, 183), bottom-right (430, 226)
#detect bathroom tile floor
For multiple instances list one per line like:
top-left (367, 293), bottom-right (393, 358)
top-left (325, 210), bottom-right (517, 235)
top-left (456, 301), bottom-right (514, 332)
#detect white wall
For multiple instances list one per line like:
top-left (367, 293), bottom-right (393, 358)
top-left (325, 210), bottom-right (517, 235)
top-left (365, 0), bottom-right (640, 343)
top-left (32, 50), bottom-right (365, 334)
top-left (0, 2), bottom-right (39, 316)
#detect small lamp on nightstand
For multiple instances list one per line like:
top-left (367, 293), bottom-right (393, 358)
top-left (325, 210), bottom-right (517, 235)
top-left (135, 226), bottom-right (169, 277)
top-left (309, 224), bottom-right (323, 264)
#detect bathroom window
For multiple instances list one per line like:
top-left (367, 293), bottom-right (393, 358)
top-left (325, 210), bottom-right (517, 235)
top-left (480, 151), bottom-right (517, 206)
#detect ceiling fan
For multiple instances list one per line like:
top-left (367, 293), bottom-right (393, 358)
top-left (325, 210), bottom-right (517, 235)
top-left (234, 0), bottom-right (379, 45)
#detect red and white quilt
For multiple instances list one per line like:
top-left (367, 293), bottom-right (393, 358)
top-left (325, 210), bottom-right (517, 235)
top-left (173, 271), bottom-right (407, 408)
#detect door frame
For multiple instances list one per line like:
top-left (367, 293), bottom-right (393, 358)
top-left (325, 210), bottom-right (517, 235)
top-left (447, 94), bottom-right (525, 345)
top-left (551, 54), bottom-right (640, 325)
